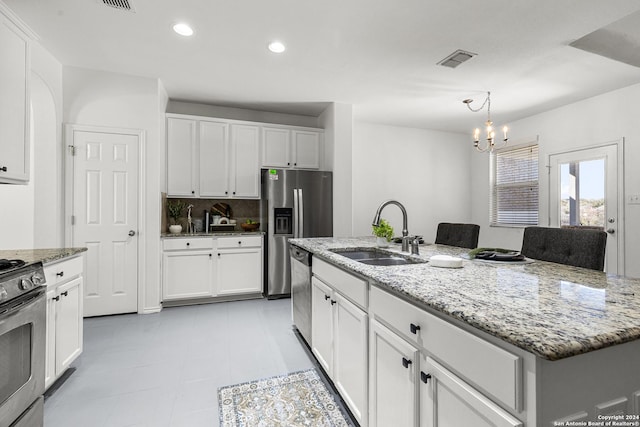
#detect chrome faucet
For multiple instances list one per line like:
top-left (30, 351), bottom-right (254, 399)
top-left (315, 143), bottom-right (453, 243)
top-left (372, 200), bottom-right (410, 252)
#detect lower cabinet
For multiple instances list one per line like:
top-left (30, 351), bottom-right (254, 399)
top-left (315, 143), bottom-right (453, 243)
top-left (311, 275), bottom-right (368, 426)
top-left (420, 356), bottom-right (522, 427)
top-left (162, 235), bottom-right (263, 302)
top-left (45, 257), bottom-right (84, 390)
top-left (369, 319), bottom-right (419, 427)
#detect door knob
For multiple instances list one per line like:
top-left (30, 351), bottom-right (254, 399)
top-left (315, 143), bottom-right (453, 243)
top-left (128, 230), bottom-right (136, 236)
top-left (606, 228), bottom-right (615, 234)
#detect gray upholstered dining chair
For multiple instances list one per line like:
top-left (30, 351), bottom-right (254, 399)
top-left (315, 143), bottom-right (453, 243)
top-left (434, 223), bottom-right (480, 249)
top-left (520, 226), bottom-right (607, 271)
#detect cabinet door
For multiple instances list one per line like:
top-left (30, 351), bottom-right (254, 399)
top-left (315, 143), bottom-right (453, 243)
top-left (311, 277), bottom-right (333, 375)
top-left (261, 127), bottom-right (290, 168)
top-left (162, 251), bottom-right (214, 300)
top-left (45, 289), bottom-right (57, 390)
top-left (0, 15), bottom-right (29, 183)
top-left (292, 130), bottom-right (321, 169)
top-left (334, 293), bottom-right (368, 427)
top-left (55, 277), bottom-right (83, 376)
top-left (199, 120), bottom-right (229, 197)
top-left (420, 356), bottom-right (523, 427)
top-left (216, 247), bottom-right (262, 295)
top-left (167, 118), bottom-right (197, 196)
top-left (230, 124), bottom-right (260, 198)
top-left (370, 319), bottom-right (419, 427)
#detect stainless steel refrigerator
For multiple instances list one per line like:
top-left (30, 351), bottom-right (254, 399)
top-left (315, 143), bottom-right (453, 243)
top-left (260, 169), bottom-right (333, 298)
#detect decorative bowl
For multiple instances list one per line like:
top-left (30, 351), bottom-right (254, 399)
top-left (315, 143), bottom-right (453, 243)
top-left (241, 222), bottom-right (260, 232)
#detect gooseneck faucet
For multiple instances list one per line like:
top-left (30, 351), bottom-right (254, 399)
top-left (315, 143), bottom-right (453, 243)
top-left (372, 200), bottom-right (410, 252)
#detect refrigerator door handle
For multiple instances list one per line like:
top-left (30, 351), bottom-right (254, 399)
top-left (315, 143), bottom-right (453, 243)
top-left (293, 188), bottom-right (299, 238)
top-left (299, 188), bottom-right (304, 238)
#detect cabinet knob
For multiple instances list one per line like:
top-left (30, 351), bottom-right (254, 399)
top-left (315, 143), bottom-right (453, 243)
top-left (56, 271), bottom-right (64, 277)
top-left (233, 191), bottom-right (236, 195)
top-left (186, 242), bottom-right (190, 246)
top-left (294, 163), bottom-right (297, 166)
top-left (287, 162), bottom-right (290, 166)
top-left (0, 166), bottom-right (6, 172)
top-left (402, 357), bottom-right (412, 368)
top-left (238, 241), bottom-right (242, 245)
top-left (61, 291), bottom-right (69, 297)
top-left (53, 296), bottom-right (60, 302)
top-left (410, 323), bottom-right (421, 334)
top-left (209, 254), bottom-right (212, 258)
top-left (191, 190), bottom-right (195, 194)
top-left (324, 294), bottom-right (330, 300)
top-left (421, 372), bottom-right (432, 383)
top-left (330, 299), bottom-right (336, 305)
top-left (225, 191), bottom-right (228, 195)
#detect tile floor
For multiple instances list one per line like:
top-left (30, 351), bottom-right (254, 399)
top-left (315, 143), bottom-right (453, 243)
top-left (44, 298), bottom-right (316, 427)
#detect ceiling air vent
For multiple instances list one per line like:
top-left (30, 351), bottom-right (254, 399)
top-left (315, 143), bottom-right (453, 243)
top-left (100, 0), bottom-right (135, 12)
top-left (437, 49), bottom-right (477, 68)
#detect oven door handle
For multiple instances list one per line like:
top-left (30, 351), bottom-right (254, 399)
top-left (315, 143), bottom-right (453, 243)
top-left (0, 288), bottom-right (45, 320)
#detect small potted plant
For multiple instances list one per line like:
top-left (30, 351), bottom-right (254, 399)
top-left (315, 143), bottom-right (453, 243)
top-left (167, 200), bottom-right (186, 234)
top-left (372, 219), bottom-right (394, 247)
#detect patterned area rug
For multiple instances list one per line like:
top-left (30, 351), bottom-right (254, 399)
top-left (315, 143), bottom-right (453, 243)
top-left (218, 369), bottom-right (353, 426)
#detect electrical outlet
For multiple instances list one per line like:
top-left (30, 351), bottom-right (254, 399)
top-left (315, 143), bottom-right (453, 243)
top-left (629, 194), bottom-right (640, 205)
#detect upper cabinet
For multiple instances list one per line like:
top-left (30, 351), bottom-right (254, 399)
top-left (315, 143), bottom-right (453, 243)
top-left (0, 10), bottom-right (31, 184)
top-left (166, 116), bottom-right (260, 199)
top-left (166, 114), bottom-right (324, 198)
top-left (261, 126), bottom-right (322, 170)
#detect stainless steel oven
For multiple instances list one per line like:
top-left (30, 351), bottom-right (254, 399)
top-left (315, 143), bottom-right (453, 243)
top-left (0, 262), bottom-right (46, 427)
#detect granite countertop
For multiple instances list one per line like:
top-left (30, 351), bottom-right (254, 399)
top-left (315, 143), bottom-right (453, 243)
top-left (161, 231), bottom-right (264, 238)
top-left (0, 247), bottom-right (87, 266)
top-left (290, 236), bottom-right (640, 361)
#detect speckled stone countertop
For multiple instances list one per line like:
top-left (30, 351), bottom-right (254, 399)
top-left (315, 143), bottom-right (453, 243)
top-left (0, 248), bottom-right (87, 266)
top-left (161, 231), bottom-right (264, 238)
top-left (290, 236), bottom-right (640, 361)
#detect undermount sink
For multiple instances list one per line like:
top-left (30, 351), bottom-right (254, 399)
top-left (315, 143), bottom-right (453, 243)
top-left (330, 248), bottom-right (426, 266)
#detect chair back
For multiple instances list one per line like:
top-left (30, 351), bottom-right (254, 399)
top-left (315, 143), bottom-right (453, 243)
top-left (520, 226), bottom-right (607, 271)
top-left (434, 223), bottom-right (480, 249)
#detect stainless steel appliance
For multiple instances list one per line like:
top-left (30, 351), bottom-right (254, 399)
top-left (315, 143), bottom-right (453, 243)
top-left (0, 261), bottom-right (46, 427)
top-left (260, 169), bottom-right (332, 298)
top-left (290, 245), bottom-right (312, 345)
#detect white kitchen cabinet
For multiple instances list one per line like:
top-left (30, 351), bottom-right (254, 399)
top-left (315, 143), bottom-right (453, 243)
top-left (167, 117), bottom-right (197, 197)
top-left (216, 235), bottom-right (263, 295)
top-left (420, 356), bottom-right (522, 427)
top-left (162, 238), bottom-right (215, 300)
top-left (0, 11), bottom-right (30, 184)
top-left (369, 319), bottom-right (419, 427)
top-left (45, 256), bottom-right (84, 390)
top-left (199, 120), bottom-right (229, 197)
top-left (311, 270), bottom-right (368, 426)
top-left (261, 126), bottom-right (322, 170)
top-left (229, 124), bottom-right (260, 198)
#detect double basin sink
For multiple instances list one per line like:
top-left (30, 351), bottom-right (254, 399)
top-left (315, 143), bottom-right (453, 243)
top-left (330, 248), bottom-right (427, 266)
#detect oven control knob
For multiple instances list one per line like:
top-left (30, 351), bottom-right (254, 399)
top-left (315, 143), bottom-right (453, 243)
top-left (31, 273), bottom-right (45, 285)
top-left (19, 278), bottom-right (34, 291)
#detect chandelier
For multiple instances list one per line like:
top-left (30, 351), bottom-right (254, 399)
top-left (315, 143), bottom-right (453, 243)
top-left (462, 91), bottom-right (508, 153)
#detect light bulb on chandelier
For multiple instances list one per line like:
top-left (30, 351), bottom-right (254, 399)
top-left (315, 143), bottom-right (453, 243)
top-left (463, 91), bottom-right (508, 153)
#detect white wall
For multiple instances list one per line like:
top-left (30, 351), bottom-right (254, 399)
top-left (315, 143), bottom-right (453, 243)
top-left (352, 122), bottom-right (471, 242)
top-left (63, 66), bottom-right (164, 312)
top-left (319, 103), bottom-right (354, 237)
top-left (167, 100), bottom-right (321, 128)
top-left (471, 82), bottom-right (640, 278)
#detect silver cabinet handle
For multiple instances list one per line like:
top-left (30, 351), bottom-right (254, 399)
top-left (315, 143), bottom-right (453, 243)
top-left (128, 230), bottom-right (136, 236)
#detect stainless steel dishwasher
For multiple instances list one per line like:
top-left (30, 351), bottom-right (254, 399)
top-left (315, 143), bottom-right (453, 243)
top-left (290, 244), bottom-right (312, 346)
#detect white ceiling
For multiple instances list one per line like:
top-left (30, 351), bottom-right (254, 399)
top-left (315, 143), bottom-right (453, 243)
top-left (5, 0), bottom-right (640, 133)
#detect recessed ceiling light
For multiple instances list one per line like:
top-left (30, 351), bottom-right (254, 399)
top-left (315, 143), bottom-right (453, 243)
top-left (268, 41), bottom-right (286, 53)
top-left (173, 23), bottom-right (194, 37)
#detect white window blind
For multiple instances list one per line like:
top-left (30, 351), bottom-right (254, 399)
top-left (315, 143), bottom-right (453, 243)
top-left (490, 144), bottom-right (539, 226)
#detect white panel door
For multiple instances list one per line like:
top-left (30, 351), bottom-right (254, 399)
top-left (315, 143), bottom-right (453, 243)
top-left (549, 143), bottom-right (622, 274)
top-left (72, 130), bottom-right (138, 316)
top-left (216, 248), bottom-right (262, 295)
top-left (166, 118), bottom-right (196, 196)
top-left (162, 251), bottom-right (214, 300)
top-left (292, 130), bottom-right (320, 169)
top-left (55, 277), bottom-right (83, 375)
top-left (261, 127), bottom-right (290, 167)
top-left (311, 277), bottom-right (334, 375)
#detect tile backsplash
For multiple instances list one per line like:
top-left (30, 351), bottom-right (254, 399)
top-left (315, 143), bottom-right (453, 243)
top-left (163, 195), bottom-right (260, 233)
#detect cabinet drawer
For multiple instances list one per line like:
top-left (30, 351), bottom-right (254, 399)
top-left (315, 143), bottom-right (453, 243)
top-left (313, 258), bottom-right (367, 309)
top-left (370, 286), bottom-right (522, 411)
top-left (44, 256), bottom-right (83, 288)
top-left (163, 238), bottom-right (214, 251)
top-left (217, 235), bottom-right (261, 249)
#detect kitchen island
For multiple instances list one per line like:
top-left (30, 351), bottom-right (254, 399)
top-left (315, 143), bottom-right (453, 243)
top-left (290, 237), bottom-right (640, 427)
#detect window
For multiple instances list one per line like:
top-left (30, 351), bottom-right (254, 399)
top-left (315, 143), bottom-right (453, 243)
top-left (490, 143), bottom-right (539, 226)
